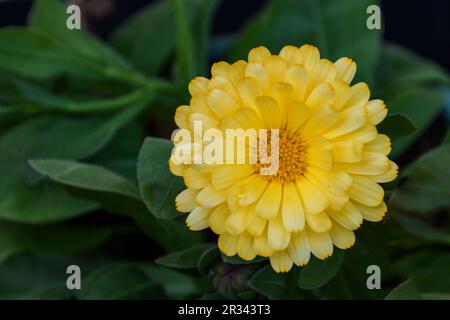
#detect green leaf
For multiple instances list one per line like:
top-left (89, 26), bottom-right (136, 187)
top-left (221, 254), bottom-right (267, 265)
top-left (385, 87), bottom-right (446, 157)
top-left (29, 0), bottom-right (134, 73)
top-left (405, 255), bottom-right (450, 298)
top-left (197, 246), bottom-right (220, 275)
top-left (29, 159), bottom-right (140, 200)
top-left (139, 264), bottom-right (201, 299)
top-left (0, 117), bottom-right (98, 223)
top-left (298, 249), bottom-right (345, 290)
top-left (89, 123), bottom-right (146, 183)
top-left (23, 104), bottom-right (144, 185)
top-left (376, 43), bottom-right (449, 97)
top-left (0, 252), bottom-right (104, 299)
top-left (385, 280), bottom-right (421, 300)
top-left (392, 144), bottom-right (450, 213)
top-left (137, 137), bottom-right (184, 219)
top-left (156, 243), bottom-right (214, 269)
top-left (395, 215), bottom-right (450, 246)
top-left (377, 113), bottom-right (417, 141)
top-left (444, 129), bottom-right (450, 144)
top-left (27, 158), bottom-right (200, 252)
top-left (247, 265), bottom-right (288, 299)
top-left (171, 0), bottom-right (196, 86)
top-left (0, 221), bottom-right (112, 263)
top-left (77, 263), bottom-right (166, 300)
top-left (0, 27), bottom-right (103, 81)
top-left (190, 0), bottom-right (220, 75)
top-left (13, 79), bottom-right (156, 113)
top-left (110, 0), bottom-right (175, 76)
top-left (229, 0), bottom-right (381, 84)
top-left (110, 0), bottom-right (219, 77)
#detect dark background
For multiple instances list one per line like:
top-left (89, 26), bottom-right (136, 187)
top-left (1, 0), bottom-right (449, 72)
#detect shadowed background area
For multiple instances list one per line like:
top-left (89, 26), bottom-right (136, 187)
top-left (1, 0), bottom-right (449, 71)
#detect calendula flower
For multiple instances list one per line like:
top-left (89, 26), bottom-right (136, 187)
top-left (170, 44), bottom-right (398, 273)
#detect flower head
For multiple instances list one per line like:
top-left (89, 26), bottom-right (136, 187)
top-left (170, 45), bottom-right (398, 272)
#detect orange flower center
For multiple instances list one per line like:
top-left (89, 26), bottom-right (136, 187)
top-left (255, 129), bottom-right (307, 183)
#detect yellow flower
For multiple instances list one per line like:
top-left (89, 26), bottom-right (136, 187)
top-left (170, 44), bottom-right (398, 273)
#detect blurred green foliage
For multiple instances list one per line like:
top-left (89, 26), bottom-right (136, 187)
top-left (0, 0), bottom-right (449, 300)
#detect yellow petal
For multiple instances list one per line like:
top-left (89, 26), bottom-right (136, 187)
top-left (190, 94), bottom-right (217, 119)
top-left (208, 203), bottom-right (229, 234)
top-left (253, 228), bottom-right (274, 257)
top-left (196, 185), bottom-right (226, 208)
top-left (282, 183), bottom-right (305, 232)
top-left (169, 159), bottom-right (187, 177)
top-left (343, 82), bottom-right (370, 109)
top-left (333, 125), bottom-right (377, 144)
top-left (208, 76), bottom-right (240, 101)
top-left (183, 167), bottom-right (209, 189)
top-left (335, 57), bottom-right (356, 83)
top-left (211, 165), bottom-right (255, 190)
top-left (324, 106), bottom-right (366, 139)
top-left (188, 112), bottom-right (218, 131)
top-left (303, 169), bottom-right (348, 210)
top-left (186, 207), bottom-right (212, 230)
top-left (331, 141), bottom-right (364, 163)
top-left (353, 200), bottom-right (387, 222)
top-left (331, 80), bottom-right (352, 110)
top-left (175, 105), bottom-right (190, 129)
top-left (326, 201), bottom-right (363, 230)
top-left (268, 214), bottom-right (291, 251)
top-left (227, 174), bottom-right (257, 211)
top-left (188, 76), bottom-right (209, 95)
top-left (349, 175), bottom-right (384, 206)
top-left (245, 205), bottom-right (266, 237)
top-left (306, 167), bottom-right (352, 195)
top-left (366, 99), bottom-right (387, 125)
top-left (305, 210), bottom-right (332, 233)
top-left (287, 231), bottom-right (311, 266)
top-left (236, 77), bottom-right (262, 111)
top-left (272, 82), bottom-right (293, 127)
top-left (296, 176), bottom-right (329, 215)
top-left (255, 96), bottom-right (282, 129)
top-left (218, 233), bottom-right (238, 256)
top-left (329, 222), bottom-right (355, 249)
top-left (365, 134), bottom-right (391, 155)
top-left (265, 55), bottom-right (287, 83)
top-left (311, 59), bottom-right (336, 85)
top-left (370, 160), bottom-right (398, 183)
top-left (298, 44), bottom-right (320, 72)
top-left (270, 250), bottom-right (293, 273)
top-left (175, 188), bottom-right (199, 212)
top-left (246, 62), bottom-right (270, 92)
top-left (248, 46), bottom-right (271, 63)
top-left (307, 147), bottom-right (333, 171)
top-left (228, 60), bottom-right (247, 84)
top-left (286, 64), bottom-right (308, 101)
top-left (255, 181), bottom-right (282, 219)
top-left (233, 107), bottom-right (264, 129)
top-left (300, 104), bottom-right (338, 139)
top-left (305, 83), bottom-right (335, 110)
top-left (279, 45), bottom-right (302, 65)
top-left (237, 232), bottom-right (257, 261)
top-left (211, 61), bottom-right (230, 78)
top-left (334, 152), bottom-right (389, 175)
top-left (226, 206), bottom-right (248, 235)
top-left (286, 101), bottom-right (311, 132)
top-left (207, 88), bottom-right (240, 118)
top-left (239, 176), bottom-right (269, 206)
top-left (308, 228), bottom-right (333, 260)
